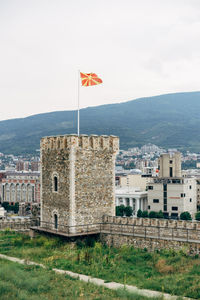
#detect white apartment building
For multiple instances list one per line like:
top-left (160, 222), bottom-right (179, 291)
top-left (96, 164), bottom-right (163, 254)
top-left (115, 187), bottom-right (148, 217)
top-left (147, 177), bottom-right (196, 218)
top-left (148, 152), bottom-right (197, 218)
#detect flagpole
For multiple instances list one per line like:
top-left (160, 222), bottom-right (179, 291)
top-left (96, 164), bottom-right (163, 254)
top-left (77, 70), bottom-right (80, 136)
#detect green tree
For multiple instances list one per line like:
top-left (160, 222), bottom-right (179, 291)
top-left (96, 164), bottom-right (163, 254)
top-left (195, 211), bottom-right (200, 221)
top-left (180, 211), bottom-right (192, 220)
top-left (116, 205), bottom-right (125, 217)
top-left (157, 210), bottom-right (164, 219)
top-left (141, 210), bottom-right (148, 218)
top-left (149, 211), bottom-right (157, 218)
top-left (124, 206), bottom-right (133, 217)
top-left (137, 209), bottom-right (142, 218)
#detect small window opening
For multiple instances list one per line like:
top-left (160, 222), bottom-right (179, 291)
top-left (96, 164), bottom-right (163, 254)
top-left (54, 214), bottom-right (58, 229)
top-left (54, 176), bottom-right (58, 192)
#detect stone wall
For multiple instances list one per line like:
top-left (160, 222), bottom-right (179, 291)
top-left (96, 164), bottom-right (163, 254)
top-left (100, 233), bottom-right (200, 255)
top-left (0, 218), bottom-right (36, 231)
top-left (41, 134), bottom-right (119, 232)
top-left (100, 216), bottom-right (200, 254)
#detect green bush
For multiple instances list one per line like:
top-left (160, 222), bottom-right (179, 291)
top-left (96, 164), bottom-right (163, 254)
top-left (141, 211), bottom-right (148, 218)
top-left (124, 206), bottom-right (133, 217)
top-left (149, 211), bottom-right (157, 218)
top-left (2, 202), bottom-right (19, 214)
top-left (180, 211), bottom-right (192, 220)
top-left (116, 205), bottom-right (133, 217)
top-left (116, 205), bottom-right (125, 217)
top-left (195, 211), bottom-right (200, 221)
top-left (137, 209), bottom-right (142, 218)
top-left (157, 210), bottom-right (164, 219)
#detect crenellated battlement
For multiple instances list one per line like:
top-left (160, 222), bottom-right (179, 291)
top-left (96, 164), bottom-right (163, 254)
top-left (40, 134), bottom-right (119, 153)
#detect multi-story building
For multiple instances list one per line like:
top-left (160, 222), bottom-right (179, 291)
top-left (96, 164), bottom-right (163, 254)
top-left (158, 152), bottom-right (181, 178)
top-left (148, 152), bottom-right (197, 218)
top-left (147, 177), bottom-right (196, 218)
top-left (115, 187), bottom-right (148, 217)
top-left (1, 172), bottom-right (40, 204)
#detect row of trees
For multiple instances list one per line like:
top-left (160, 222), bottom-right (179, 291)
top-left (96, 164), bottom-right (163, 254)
top-left (116, 205), bottom-right (200, 221)
top-left (1, 202), bottom-right (19, 214)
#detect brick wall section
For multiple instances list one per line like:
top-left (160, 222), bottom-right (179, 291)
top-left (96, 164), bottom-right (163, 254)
top-left (40, 135), bottom-right (119, 231)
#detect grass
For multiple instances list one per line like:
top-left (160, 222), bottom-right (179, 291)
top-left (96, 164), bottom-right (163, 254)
top-left (0, 231), bottom-right (196, 298)
top-left (0, 259), bottom-right (163, 300)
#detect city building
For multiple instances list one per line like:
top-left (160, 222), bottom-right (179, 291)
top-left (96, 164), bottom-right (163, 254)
top-left (158, 152), bottom-right (181, 178)
top-left (1, 172), bottom-right (40, 204)
top-left (116, 174), bottom-right (151, 191)
top-left (148, 152), bottom-right (197, 218)
top-left (115, 187), bottom-right (148, 217)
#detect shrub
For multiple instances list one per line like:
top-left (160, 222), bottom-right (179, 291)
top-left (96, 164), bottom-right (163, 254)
top-left (180, 211), bottom-right (192, 220)
top-left (124, 206), bottom-right (133, 217)
top-left (195, 211), bottom-right (200, 221)
top-left (155, 259), bottom-right (174, 274)
top-left (149, 211), bottom-right (157, 218)
top-left (116, 205), bottom-right (133, 217)
top-left (137, 209), bottom-right (142, 218)
top-left (141, 211), bottom-right (148, 218)
top-left (116, 205), bottom-right (125, 217)
top-left (157, 210), bottom-right (164, 219)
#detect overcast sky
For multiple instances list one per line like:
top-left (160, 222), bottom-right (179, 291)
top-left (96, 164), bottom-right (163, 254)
top-left (0, 0), bottom-right (200, 120)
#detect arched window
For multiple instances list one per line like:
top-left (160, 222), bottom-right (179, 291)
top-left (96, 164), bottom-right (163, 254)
top-left (54, 214), bottom-right (58, 229)
top-left (21, 184), bottom-right (26, 202)
top-left (27, 185), bottom-right (32, 202)
top-left (5, 184), bottom-right (10, 202)
top-left (53, 176), bottom-right (58, 192)
top-left (16, 184), bottom-right (21, 202)
top-left (10, 184), bottom-right (15, 202)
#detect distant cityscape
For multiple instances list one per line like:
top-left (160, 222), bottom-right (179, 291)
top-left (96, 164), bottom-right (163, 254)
top-left (0, 142), bottom-right (200, 220)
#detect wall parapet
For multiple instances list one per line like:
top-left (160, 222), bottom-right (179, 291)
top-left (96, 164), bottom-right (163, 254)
top-left (40, 135), bottom-right (119, 153)
top-left (0, 218), bottom-right (38, 231)
top-left (102, 215), bottom-right (200, 230)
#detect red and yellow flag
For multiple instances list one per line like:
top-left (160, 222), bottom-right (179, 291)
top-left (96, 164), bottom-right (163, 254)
top-left (80, 72), bottom-right (103, 87)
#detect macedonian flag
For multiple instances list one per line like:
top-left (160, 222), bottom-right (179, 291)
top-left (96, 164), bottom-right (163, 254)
top-left (80, 72), bottom-right (103, 86)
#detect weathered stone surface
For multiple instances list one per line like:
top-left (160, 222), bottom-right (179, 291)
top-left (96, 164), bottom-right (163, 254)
top-left (40, 135), bottom-right (119, 232)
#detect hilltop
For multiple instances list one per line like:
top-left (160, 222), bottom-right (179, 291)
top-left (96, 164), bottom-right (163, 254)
top-left (1, 91), bottom-right (200, 154)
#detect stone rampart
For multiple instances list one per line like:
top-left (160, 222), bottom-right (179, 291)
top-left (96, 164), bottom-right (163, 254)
top-left (101, 216), bottom-right (200, 255)
top-left (0, 218), bottom-right (37, 231)
top-left (41, 134), bottom-right (119, 152)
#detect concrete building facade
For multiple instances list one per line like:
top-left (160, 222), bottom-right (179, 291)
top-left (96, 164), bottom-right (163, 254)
top-left (147, 177), bottom-right (197, 218)
top-left (116, 174), bottom-right (151, 191)
top-left (158, 152), bottom-right (182, 178)
top-left (115, 187), bottom-right (148, 216)
top-left (41, 134), bottom-right (119, 232)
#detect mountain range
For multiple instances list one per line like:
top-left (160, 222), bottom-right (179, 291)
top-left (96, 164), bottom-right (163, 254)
top-left (1, 91), bottom-right (200, 154)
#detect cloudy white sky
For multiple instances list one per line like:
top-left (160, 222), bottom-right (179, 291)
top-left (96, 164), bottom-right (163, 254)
top-left (0, 0), bottom-right (200, 120)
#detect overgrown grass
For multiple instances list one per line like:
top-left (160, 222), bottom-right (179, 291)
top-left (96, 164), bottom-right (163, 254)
top-left (0, 258), bottom-right (163, 300)
top-left (0, 231), bottom-right (197, 298)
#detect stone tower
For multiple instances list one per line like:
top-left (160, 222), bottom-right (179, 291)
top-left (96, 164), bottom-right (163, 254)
top-left (40, 134), bottom-right (119, 232)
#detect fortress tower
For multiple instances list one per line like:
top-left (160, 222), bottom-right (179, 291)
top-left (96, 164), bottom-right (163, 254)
top-left (40, 134), bottom-right (119, 232)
